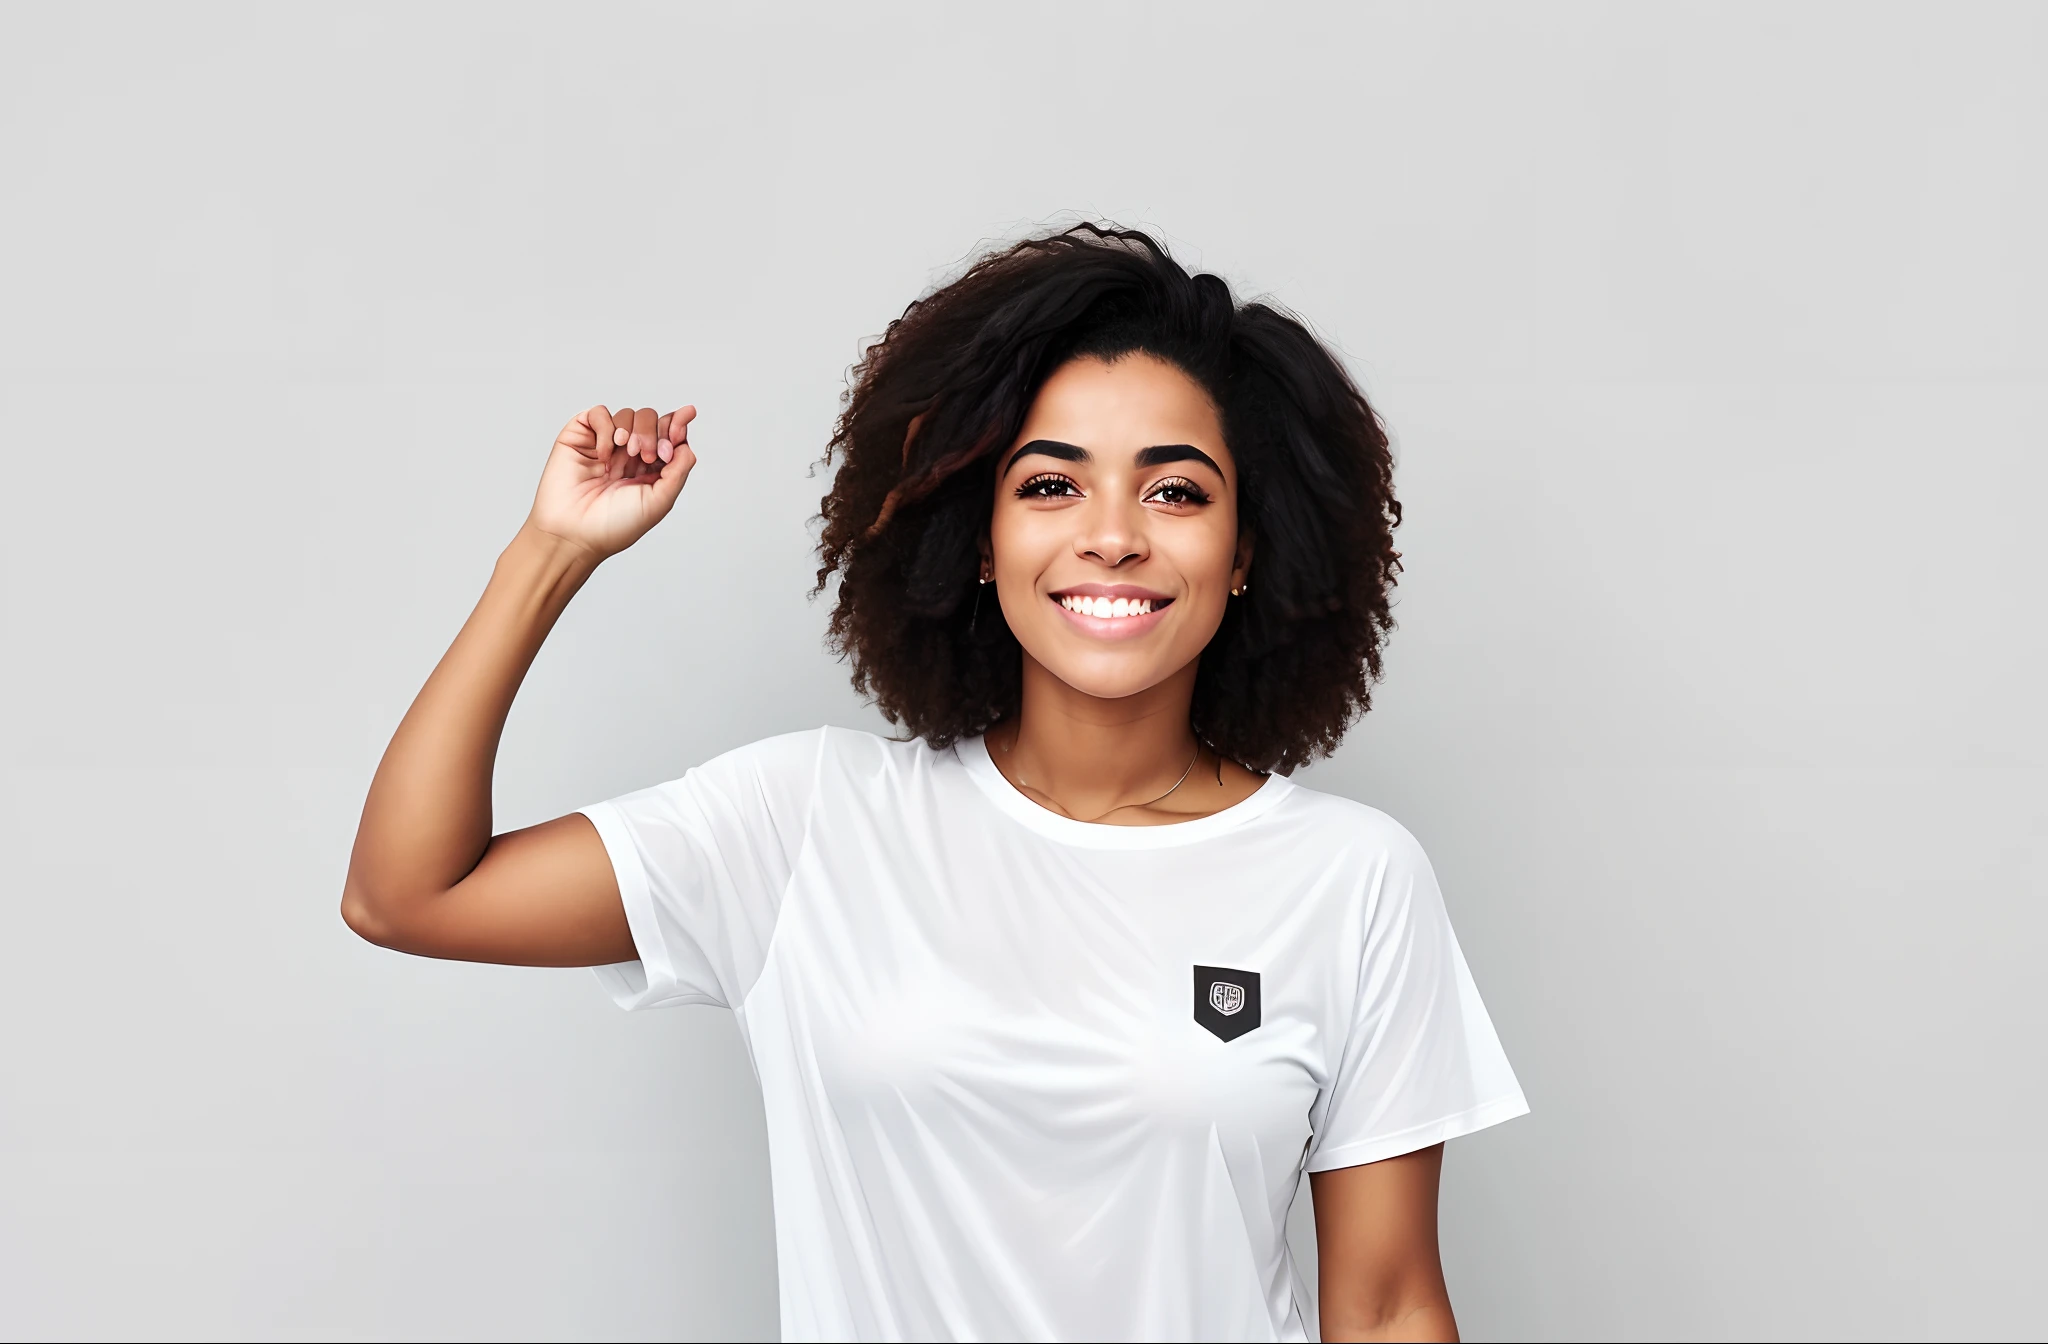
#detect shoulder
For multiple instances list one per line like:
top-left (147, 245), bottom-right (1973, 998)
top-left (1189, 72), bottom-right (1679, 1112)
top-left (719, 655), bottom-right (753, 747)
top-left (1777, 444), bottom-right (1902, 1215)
top-left (1268, 775), bottom-right (1432, 865)
top-left (1265, 783), bottom-right (1457, 949)
top-left (701, 724), bottom-right (965, 794)
top-left (693, 724), bottom-right (833, 780)
top-left (637, 727), bottom-right (834, 816)
top-left (803, 724), bottom-right (969, 777)
top-left (1261, 778), bottom-right (1425, 852)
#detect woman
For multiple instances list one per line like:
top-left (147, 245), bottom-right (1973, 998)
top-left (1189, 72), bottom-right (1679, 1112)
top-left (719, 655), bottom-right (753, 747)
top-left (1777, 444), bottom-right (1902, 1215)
top-left (342, 223), bottom-right (1528, 1343)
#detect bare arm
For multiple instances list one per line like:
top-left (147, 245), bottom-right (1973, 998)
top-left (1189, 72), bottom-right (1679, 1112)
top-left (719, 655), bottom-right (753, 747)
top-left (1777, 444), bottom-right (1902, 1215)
top-left (1310, 1144), bottom-right (1459, 1343)
top-left (340, 404), bottom-right (698, 966)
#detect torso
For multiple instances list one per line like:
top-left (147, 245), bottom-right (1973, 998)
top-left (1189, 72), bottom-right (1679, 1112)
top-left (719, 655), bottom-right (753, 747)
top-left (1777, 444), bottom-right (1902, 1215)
top-left (580, 723), bottom-right (1527, 1342)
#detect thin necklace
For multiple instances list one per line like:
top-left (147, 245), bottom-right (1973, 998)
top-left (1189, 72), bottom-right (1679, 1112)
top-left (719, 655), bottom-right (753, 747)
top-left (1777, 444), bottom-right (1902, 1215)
top-left (997, 723), bottom-right (1206, 823)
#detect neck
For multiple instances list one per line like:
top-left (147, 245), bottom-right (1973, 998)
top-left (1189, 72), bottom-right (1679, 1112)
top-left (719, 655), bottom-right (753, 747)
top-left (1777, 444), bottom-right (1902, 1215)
top-left (992, 653), bottom-right (1203, 814)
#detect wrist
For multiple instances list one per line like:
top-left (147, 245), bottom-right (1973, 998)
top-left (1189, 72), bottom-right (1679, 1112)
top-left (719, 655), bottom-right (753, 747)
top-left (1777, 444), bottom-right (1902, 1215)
top-left (506, 520), bottom-right (607, 580)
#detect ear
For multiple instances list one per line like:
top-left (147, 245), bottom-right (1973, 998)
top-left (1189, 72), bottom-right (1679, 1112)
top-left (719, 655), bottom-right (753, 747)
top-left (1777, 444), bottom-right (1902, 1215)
top-left (1232, 530), bottom-right (1254, 587)
top-left (978, 533), bottom-right (994, 581)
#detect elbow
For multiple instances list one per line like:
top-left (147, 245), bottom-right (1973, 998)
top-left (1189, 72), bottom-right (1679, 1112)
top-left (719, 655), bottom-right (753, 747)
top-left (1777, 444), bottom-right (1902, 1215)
top-left (340, 885), bottom-right (398, 949)
top-left (1321, 1295), bottom-right (1458, 1343)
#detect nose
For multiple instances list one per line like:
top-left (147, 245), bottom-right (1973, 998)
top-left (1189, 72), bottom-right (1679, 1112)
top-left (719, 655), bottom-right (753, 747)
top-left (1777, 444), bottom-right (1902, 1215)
top-left (1074, 491), bottom-right (1148, 568)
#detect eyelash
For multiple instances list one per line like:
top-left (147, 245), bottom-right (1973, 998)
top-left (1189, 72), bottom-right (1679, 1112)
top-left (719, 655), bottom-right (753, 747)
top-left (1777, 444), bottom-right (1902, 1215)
top-left (1014, 473), bottom-right (1213, 507)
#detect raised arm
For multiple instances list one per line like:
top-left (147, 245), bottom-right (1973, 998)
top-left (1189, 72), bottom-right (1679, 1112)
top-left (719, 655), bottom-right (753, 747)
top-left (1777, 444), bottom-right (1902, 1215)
top-left (340, 404), bottom-right (698, 966)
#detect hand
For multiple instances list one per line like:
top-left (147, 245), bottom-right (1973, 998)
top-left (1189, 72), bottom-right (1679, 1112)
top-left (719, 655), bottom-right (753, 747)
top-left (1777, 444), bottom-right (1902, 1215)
top-left (525, 403), bottom-right (699, 562)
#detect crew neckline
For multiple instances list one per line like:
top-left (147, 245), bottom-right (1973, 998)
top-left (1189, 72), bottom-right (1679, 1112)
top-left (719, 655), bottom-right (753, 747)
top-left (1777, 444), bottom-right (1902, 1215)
top-left (958, 732), bottom-right (1294, 849)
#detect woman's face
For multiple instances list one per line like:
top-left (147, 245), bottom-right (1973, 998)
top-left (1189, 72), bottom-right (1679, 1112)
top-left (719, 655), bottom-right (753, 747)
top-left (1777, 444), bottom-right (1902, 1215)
top-left (985, 352), bottom-right (1251, 702)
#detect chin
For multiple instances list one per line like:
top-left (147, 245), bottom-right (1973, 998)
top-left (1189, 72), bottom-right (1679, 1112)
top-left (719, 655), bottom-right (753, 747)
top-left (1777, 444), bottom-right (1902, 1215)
top-left (1024, 645), bottom-right (1185, 701)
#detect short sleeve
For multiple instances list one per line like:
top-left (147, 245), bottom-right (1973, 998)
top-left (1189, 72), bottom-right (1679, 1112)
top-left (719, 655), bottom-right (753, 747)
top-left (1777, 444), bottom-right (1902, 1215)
top-left (1304, 821), bottom-right (1530, 1172)
top-left (575, 726), bottom-right (828, 1011)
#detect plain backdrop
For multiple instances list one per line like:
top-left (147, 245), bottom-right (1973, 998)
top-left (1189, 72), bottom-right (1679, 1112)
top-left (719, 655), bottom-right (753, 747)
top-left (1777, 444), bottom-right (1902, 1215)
top-left (3, 3), bottom-right (2043, 1341)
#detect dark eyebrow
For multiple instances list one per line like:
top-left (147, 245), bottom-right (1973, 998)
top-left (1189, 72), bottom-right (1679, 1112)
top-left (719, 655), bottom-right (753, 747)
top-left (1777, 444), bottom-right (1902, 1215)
top-left (1001, 439), bottom-right (1226, 480)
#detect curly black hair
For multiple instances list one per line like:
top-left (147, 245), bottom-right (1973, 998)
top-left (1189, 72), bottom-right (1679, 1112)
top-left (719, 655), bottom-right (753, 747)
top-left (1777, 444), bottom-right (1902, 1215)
top-left (809, 223), bottom-right (1401, 776)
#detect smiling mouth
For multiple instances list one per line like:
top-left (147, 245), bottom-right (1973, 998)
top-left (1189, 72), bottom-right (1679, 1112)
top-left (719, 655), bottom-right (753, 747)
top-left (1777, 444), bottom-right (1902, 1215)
top-left (1047, 592), bottom-right (1176, 639)
top-left (1054, 593), bottom-right (1173, 619)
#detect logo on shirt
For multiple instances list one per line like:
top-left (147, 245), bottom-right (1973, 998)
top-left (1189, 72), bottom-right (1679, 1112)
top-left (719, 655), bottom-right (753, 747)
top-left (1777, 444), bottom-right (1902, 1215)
top-left (1193, 965), bottom-right (1261, 1042)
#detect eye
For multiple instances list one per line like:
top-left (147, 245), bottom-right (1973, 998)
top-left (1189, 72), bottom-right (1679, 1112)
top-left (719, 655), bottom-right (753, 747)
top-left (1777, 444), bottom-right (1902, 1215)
top-left (1147, 476), bottom-right (1212, 507)
top-left (1015, 472), bottom-right (1080, 499)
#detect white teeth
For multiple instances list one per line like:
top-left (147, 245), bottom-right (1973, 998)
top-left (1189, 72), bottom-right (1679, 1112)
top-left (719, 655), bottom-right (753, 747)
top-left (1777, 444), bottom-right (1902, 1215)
top-left (1059, 595), bottom-right (1156, 618)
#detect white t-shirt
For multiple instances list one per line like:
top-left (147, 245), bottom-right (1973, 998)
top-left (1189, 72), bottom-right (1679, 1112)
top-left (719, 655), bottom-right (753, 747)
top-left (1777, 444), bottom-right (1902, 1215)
top-left (576, 725), bottom-right (1528, 1343)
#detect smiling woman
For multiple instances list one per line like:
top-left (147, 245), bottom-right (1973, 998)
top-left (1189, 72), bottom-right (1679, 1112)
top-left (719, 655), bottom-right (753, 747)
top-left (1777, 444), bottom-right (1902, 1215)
top-left (976, 352), bottom-right (1270, 815)
top-left (341, 221), bottom-right (1527, 1344)
top-left (815, 225), bottom-right (1403, 781)
top-left (996, 366), bottom-right (1239, 663)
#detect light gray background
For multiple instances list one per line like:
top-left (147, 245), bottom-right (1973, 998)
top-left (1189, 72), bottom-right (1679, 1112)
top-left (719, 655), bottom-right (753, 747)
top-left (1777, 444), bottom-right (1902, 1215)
top-left (3, 2), bottom-right (2042, 1340)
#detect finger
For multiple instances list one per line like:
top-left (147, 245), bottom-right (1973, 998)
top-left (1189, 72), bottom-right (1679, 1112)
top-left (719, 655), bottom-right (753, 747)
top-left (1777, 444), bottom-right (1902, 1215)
top-left (656, 404), bottom-right (692, 462)
top-left (658, 405), bottom-right (697, 462)
top-left (618, 404), bottom-right (641, 460)
top-left (560, 410), bottom-right (599, 455)
top-left (617, 404), bottom-right (648, 460)
top-left (649, 433), bottom-right (698, 510)
top-left (586, 405), bottom-right (618, 465)
top-left (632, 406), bottom-right (659, 462)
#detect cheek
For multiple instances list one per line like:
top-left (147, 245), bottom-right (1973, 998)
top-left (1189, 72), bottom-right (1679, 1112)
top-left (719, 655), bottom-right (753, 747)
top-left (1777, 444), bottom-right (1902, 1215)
top-left (987, 505), bottom-right (1060, 574)
top-left (1161, 514), bottom-right (1241, 581)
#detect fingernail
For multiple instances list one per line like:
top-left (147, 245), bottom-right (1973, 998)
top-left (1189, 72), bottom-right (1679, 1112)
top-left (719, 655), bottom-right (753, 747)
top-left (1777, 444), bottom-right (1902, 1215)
top-left (657, 440), bottom-right (673, 463)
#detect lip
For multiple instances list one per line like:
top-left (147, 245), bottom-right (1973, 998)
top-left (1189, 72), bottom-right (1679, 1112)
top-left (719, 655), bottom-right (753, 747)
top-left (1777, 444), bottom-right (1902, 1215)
top-left (1049, 582), bottom-right (1174, 602)
top-left (1048, 592), bottom-right (1174, 640)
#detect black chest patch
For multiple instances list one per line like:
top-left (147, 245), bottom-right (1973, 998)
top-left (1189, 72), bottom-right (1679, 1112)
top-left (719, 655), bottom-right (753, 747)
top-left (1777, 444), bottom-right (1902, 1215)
top-left (1193, 965), bottom-right (1262, 1042)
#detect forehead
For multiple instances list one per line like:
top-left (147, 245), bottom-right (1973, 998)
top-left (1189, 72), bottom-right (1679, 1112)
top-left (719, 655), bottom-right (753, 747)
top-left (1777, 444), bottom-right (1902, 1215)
top-left (1014, 354), bottom-right (1229, 464)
